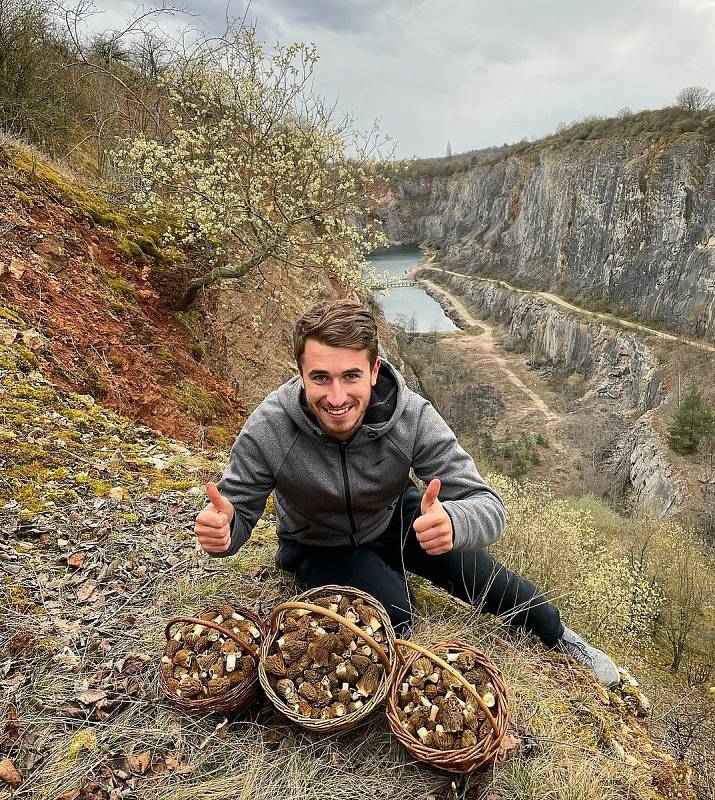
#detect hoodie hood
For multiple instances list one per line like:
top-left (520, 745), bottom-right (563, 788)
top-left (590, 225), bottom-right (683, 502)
top-left (279, 358), bottom-right (410, 444)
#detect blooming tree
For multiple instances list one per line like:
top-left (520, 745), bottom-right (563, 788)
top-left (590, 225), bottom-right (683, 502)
top-left (116, 26), bottom-right (396, 307)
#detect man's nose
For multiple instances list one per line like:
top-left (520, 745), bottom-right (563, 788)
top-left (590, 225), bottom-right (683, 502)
top-left (326, 381), bottom-right (347, 407)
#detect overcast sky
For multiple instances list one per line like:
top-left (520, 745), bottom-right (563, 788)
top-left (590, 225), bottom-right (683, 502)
top-left (86, 0), bottom-right (715, 158)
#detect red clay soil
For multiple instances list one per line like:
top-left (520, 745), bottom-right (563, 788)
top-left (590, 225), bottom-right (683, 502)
top-left (0, 162), bottom-right (246, 444)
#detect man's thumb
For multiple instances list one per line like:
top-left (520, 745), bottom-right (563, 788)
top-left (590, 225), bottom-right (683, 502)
top-left (206, 482), bottom-right (228, 513)
top-left (421, 478), bottom-right (441, 513)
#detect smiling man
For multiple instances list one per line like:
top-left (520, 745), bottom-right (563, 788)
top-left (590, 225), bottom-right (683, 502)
top-left (194, 299), bottom-right (620, 686)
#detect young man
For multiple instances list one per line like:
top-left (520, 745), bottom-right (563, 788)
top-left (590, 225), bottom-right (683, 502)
top-left (194, 300), bottom-right (620, 686)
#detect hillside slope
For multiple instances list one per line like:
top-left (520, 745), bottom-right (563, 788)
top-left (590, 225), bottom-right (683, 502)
top-left (0, 140), bottom-right (707, 800)
top-left (0, 144), bottom-right (246, 445)
top-left (0, 364), bottom-right (692, 799)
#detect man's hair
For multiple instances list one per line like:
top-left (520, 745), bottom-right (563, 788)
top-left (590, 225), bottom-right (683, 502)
top-left (293, 300), bottom-right (379, 370)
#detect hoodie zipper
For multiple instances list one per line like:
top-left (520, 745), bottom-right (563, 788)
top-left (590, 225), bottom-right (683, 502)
top-left (339, 442), bottom-right (359, 548)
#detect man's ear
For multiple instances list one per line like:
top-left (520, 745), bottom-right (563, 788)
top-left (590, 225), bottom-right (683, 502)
top-left (371, 356), bottom-right (382, 386)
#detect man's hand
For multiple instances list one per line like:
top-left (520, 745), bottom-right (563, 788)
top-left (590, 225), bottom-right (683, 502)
top-left (194, 482), bottom-right (235, 554)
top-left (413, 478), bottom-right (453, 556)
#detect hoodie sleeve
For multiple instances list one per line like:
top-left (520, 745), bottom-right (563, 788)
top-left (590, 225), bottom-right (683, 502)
top-left (213, 414), bottom-right (276, 557)
top-left (412, 400), bottom-right (507, 550)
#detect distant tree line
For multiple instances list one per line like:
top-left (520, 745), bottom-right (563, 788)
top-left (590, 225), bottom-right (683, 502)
top-left (405, 85), bottom-right (715, 181)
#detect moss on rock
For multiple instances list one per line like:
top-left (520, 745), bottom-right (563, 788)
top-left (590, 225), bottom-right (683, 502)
top-left (171, 380), bottom-right (218, 423)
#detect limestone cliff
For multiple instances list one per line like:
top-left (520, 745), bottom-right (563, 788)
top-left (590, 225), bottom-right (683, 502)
top-left (380, 135), bottom-right (715, 341)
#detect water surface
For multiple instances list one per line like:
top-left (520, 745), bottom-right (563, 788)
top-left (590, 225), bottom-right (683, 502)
top-left (366, 245), bottom-right (458, 333)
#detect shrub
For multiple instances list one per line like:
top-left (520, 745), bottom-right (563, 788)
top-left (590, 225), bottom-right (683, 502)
top-left (667, 384), bottom-right (715, 453)
top-left (489, 476), bottom-right (662, 651)
top-left (0, 0), bottom-right (80, 150)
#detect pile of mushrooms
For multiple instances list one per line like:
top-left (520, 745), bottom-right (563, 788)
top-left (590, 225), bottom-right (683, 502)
top-left (394, 650), bottom-right (496, 750)
top-left (160, 605), bottom-right (260, 698)
top-left (264, 593), bottom-right (386, 720)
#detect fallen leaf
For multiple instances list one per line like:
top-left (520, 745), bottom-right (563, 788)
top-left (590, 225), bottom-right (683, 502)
top-left (127, 750), bottom-right (151, 774)
top-left (497, 732), bottom-right (520, 758)
top-left (67, 552), bottom-right (86, 568)
top-left (1, 702), bottom-right (19, 749)
top-left (77, 580), bottom-right (98, 603)
top-left (249, 565), bottom-right (269, 580)
top-left (75, 688), bottom-right (107, 705)
top-left (163, 754), bottom-right (179, 770)
top-left (0, 757), bottom-right (22, 787)
top-left (115, 653), bottom-right (150, 675)
top-left (57, 702), bottom-right (88, 719)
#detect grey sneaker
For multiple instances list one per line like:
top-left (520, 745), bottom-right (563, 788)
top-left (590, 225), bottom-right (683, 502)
top-left (554, 627), bottom-right (620, 687)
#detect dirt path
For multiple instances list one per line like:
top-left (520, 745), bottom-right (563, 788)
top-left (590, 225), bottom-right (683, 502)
top-left (418, 278), bottom-right (561, 428)
top-left (422, 265), bottom-right (715, 355)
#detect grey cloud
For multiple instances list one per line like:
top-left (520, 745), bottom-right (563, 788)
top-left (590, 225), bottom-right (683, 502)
top-left (255, 0), bottom-right (384, 33)
top-left (87, 0), bottom-right (715, 157)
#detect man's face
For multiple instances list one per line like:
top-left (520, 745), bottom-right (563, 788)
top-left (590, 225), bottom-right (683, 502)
top-left (300, 338), bottom-right (381, 441)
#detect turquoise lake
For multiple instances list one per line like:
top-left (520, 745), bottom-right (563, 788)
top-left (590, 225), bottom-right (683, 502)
top-left (366, 245), bottom-right (458, 333)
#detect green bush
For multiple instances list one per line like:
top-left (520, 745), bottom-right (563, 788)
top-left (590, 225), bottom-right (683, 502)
top-left (667, 385), bottom-right (715, 453)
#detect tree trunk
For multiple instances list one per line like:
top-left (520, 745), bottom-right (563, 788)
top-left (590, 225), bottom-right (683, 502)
top-left (177, 258), bottom-right (260, 309)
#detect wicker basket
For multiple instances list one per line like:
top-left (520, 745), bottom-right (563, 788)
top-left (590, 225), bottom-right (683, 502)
top-left (386, 639), bottom-right (510, 773)
top-left (159, 604), bottom-right (267, 715)
top-left (259, 584), bottom-right (399, 732)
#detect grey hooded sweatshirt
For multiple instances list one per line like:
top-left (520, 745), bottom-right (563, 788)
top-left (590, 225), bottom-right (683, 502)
top-left (215, 359), bottom-right (507, 556)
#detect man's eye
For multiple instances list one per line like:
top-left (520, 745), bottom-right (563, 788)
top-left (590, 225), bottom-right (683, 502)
top-left (346, 374), bottom-right (359, 380)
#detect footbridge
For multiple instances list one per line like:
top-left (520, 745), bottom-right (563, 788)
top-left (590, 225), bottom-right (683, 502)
top-left (368, 276), bottom-right (417, 290)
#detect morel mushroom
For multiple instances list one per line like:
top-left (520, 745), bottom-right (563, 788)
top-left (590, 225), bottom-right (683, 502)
top-left (440, 695), bottom-right (464, 733)
top-left (207, 677), bottom-right (231, 696)
top-left (264, 653), bottom-right (287, 676)
top-left (396, 647), bottom-right (494, 752)
top-left (432, 725), bottom-right (455, 751)
top-left (266, 592), bottom-right (388, 720)
top-left (172, 649), bottom-right (192, 669)
top-left (162, 605), bottom-right (261, 703)
top-left (356, 664), bottom-right (384, 697)
top-left (177, 675), bottom-right (202, 698)
top-left (461, 729), bottom-right (478, 748)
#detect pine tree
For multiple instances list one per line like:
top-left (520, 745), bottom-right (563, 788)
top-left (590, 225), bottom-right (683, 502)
top-left (667, 385), bottom-right (715, 454)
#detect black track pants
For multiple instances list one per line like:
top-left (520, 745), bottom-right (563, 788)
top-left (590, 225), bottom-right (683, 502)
top-left (276, 480), bottom-right (564, 646)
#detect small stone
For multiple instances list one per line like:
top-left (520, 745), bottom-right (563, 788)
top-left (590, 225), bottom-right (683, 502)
top-left (0, 328), bottom-right (18, 345)
top-left (8, 258), bottom-right (26, 280)
top-left (20, 329), bottom-right (45, 351)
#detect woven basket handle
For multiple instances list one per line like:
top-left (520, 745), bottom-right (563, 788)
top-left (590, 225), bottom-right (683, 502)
top-left (270, 601), bottom-right (392, 674)
top-left (165, 616), bottom-right (259, 659)
top-left (395, 638), bottom-right (499, 736)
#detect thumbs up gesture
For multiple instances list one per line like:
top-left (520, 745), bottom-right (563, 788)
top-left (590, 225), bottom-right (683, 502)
top-left (413, 478), bottom-right (454, 556)
top-left (194, 482), bottom-right (235, 554)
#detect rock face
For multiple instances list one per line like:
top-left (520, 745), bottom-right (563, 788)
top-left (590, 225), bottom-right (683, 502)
top-left (419, 268), bottom-right (686, 516)
top-left (379, 136), bottom-right (715, 341)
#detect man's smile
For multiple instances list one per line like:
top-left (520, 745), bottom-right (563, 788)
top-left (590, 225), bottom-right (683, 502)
top-left (322, 404), bottom-right (354, 418)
